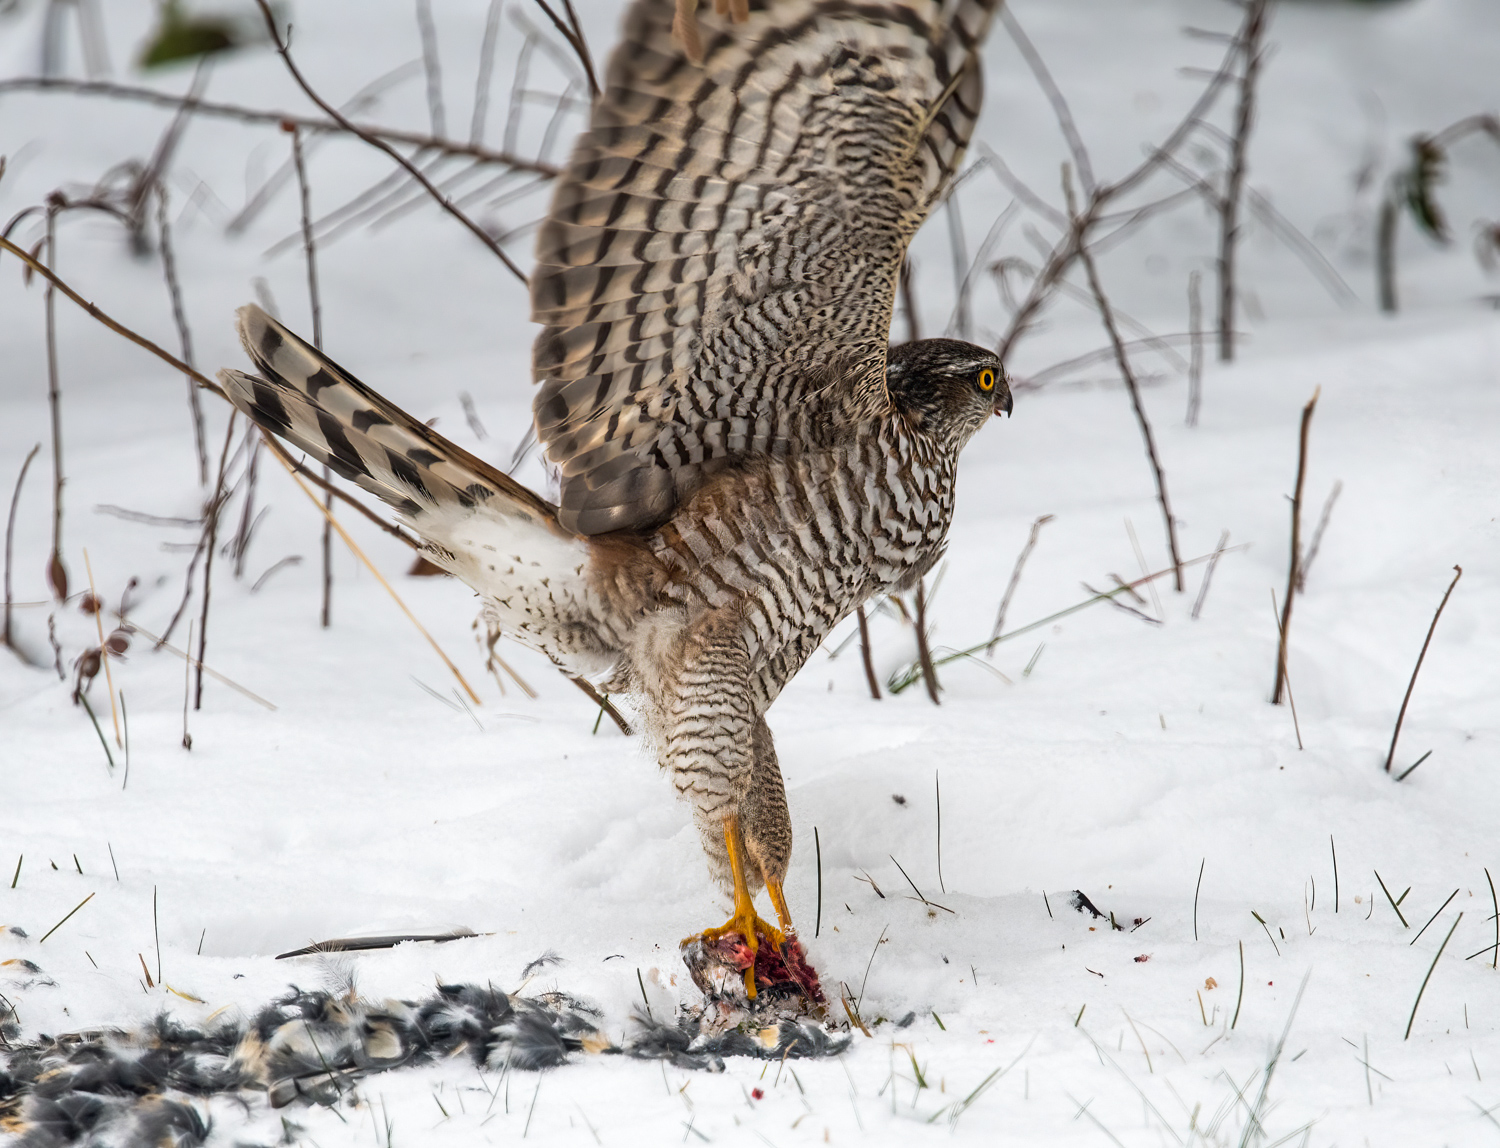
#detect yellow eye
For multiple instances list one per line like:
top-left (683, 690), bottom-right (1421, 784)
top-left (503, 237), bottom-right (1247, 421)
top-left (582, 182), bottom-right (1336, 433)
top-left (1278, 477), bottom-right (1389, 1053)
top-left (978, 368), bottom-right (996, 392)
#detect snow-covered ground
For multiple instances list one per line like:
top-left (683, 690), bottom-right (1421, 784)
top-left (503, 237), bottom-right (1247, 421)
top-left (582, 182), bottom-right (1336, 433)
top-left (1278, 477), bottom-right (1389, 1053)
top-left (3, 0), bottom-right (1499, 1143)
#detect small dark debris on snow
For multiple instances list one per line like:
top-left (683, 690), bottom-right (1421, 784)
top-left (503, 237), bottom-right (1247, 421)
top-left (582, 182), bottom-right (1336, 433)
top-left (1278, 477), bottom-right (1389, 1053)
top-left (521, 950), bottom-right (565, 978)
top-left (1070, 890), bottom-right (1107, 919)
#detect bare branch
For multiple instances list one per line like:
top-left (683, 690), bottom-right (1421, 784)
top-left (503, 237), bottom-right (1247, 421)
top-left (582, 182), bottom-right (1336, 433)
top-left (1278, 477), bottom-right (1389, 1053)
top-left (414, 0), bottom-right (447, 137)
top-left (155, 184), bottom-right (208, 484)
top-left (251, 1), bottom-right (529, 284)
top-left (1218, 0), bottom-right (1271, 362)
top-left (534, 0), bottom-right (601, 101)
top-left (0, 78), bottom-right (561, 176)
top-left (1002, 8), bottom-right (1095, 196)
top-left (1066, 169), bottom-right (1184, 592)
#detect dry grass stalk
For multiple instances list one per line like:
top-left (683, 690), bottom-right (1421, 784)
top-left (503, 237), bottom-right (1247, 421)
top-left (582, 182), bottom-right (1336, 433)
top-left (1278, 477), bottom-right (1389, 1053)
top-left (1405, 913), bottom-right (1462, 1040)
top-left (4, 444), bottom-right (41, 655)
top-left (987, 514), bottom-right (1052, 654)
top-left (1273, 389), bottom-right (1319, 704)
top-left (1297, 480), bottom-right (1342, 593)
top-left (1384, 564), bottom-right (1463, 774)
top-left (194, 413), bottom-right (238, 709)
top-left (277, 453), bottom-right (421, 550)
top-left (82, 550), bottom-right (121, 748)
top-left (38, 892), bottom-right (95, 944)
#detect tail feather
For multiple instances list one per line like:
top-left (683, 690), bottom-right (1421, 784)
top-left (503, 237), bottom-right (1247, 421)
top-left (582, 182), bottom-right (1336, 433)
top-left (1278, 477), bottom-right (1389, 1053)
top-left (219, 305), bottom-right (620, 675)
top-left (218, 304), bottom-right (560, 535)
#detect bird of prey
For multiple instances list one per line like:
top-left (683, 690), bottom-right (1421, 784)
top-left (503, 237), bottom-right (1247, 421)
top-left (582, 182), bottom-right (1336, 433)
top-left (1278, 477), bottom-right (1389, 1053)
top-left (220, 0), bottom-right (1008, 1000)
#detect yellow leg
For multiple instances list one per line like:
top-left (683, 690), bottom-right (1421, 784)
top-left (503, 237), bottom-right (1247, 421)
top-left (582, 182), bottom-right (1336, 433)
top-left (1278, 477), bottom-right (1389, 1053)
top-left (766, 879), bottom-right (794, 937)
top-left (684, 815), bottom-right (786, 999)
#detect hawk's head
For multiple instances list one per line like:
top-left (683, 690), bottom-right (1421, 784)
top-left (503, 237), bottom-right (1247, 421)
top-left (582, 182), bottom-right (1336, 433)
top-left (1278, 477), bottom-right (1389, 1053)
top-left (885, 339), bottom-right (1012, 450)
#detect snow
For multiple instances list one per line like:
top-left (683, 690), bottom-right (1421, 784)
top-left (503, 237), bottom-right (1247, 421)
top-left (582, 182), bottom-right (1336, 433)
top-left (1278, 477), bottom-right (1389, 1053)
top-left (3, 0), bottom-right (1499, 1143)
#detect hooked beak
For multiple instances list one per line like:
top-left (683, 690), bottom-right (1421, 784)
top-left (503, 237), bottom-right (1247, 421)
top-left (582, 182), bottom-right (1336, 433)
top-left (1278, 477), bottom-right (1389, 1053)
top-left (994, 381), bottom-right (1013, 418)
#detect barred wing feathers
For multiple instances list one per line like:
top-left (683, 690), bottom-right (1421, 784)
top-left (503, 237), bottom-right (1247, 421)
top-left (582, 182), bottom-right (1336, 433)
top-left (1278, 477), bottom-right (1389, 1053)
top-left (532, 0), bottom-right (999, 536)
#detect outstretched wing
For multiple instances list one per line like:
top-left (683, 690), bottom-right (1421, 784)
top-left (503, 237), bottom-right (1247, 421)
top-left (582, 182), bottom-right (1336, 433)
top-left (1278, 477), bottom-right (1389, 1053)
top-left (531, 0), bottom-right (998, 535)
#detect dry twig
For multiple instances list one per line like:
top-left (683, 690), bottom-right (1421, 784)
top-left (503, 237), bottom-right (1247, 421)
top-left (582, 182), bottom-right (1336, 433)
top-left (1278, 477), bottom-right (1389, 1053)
top-left (251, 0), bottom-right (530, 285)
top-left (1273, 389), bottom-right (1318, 705)
top-left (4, 445), bottom-right (41, 655)
top-left (987, 514), bottom-right (1052, 654)
top-left (856, 604), bottom-right (881, 700)
top-left (1217, 0), bottom-right (1270, 362)
top-left (1065, 170), bottom-right (1184, 591)
top-left (0, 78), bottom-right (560, 175)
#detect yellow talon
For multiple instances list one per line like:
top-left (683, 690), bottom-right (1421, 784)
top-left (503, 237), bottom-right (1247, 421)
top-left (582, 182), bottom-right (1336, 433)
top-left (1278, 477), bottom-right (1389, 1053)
top-left (680, 815), bottom-right (788, 999)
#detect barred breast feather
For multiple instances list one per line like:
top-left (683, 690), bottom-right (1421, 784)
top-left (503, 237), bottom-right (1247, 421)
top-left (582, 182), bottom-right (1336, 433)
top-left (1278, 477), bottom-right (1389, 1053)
top-left (531, 0), bottom-right (999, 536)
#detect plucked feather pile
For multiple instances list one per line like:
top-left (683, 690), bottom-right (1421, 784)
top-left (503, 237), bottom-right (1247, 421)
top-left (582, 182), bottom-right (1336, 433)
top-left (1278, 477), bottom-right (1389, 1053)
top-left (0, 979), bottom-right (847, 1147)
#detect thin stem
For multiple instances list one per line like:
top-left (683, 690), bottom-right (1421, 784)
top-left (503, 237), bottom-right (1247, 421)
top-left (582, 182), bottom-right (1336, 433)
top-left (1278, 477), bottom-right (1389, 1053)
top-left (195, 413), bottom-right (238, 710)
top-left (1186, 270), bottom-right (1203, 426)
top-left (1384, 565), bottom-right (1463, 772)
top-left (4, 444), bottom-right (41, 653)
top-left (1270, 590), bottom-right (1303, 750)
top-left (1218, 0), bottom-right (1269, 362)
top-left (415, 0), bottom-right (446, 137)
top-left (288, 122), bottom-right (334, 630)
top-left (1067, 172), bottom-right (1184, 591)
top-left (1405, 913), bottom-right (1462, 1040)
top-left (1190, 529), bottom-right (1230, 621)
top-left (814, 826), bottom-right (823, 939)
top-left (856, 604), bottom-right (881, 699)
top-left (44, 203), bottom-right (67, 603)
top-left (155, 185), bottom-right (207, 485)
top-left (471, 0), bottom-right (503, 145)
top-left (914, 581), bottom-right (941, 705)
top-left (82, 549), bottom-right (121, 748)
top-left (1274, 389), bottom-right (1318, 703)
top-left (987, 514), bottom-right (1053, 653)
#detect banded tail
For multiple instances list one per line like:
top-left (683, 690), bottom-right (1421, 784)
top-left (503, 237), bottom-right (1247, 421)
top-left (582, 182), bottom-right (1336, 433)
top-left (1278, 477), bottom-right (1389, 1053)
top-left (218, 305), bottom-right (617, 673)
